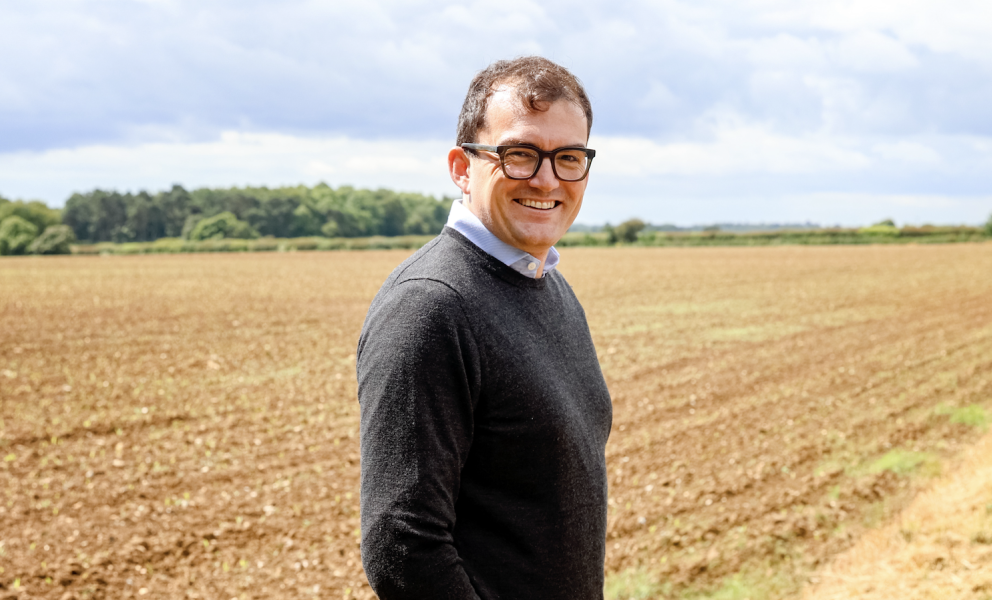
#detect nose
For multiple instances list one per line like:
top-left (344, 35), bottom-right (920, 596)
top-left (528, 157), bottom-right (560, 192)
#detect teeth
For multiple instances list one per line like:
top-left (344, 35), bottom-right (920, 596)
top-left (518, 199), bottom-right (556, 210)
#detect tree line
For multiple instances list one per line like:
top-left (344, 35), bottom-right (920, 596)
top-left (60, 184), bottom-right (454, 243)
top-left (2, 186), bottom-right (991, 256)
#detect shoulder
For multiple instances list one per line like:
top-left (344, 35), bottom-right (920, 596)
top-left (370, 232), bottom-right (471, 317)
top-left (359, 249), bottom-right (473, 361)
top-left (357, 274), bottom-right (479, 385)
top-left (369, 276), bottom-right (466, 327)
top-left (381, 229), bottom-right (469, 287)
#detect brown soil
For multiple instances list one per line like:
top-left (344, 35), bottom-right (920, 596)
top-left (1, 243), bottom-right (991, 599)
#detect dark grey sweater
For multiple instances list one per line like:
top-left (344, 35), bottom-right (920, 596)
top-left (357, 228), bottom-right (612, 599)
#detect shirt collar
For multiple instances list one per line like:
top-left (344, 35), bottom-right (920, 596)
top-left (445, 199), bottom-right (559, 279)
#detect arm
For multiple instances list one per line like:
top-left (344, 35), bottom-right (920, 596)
top-left (357, 279), bottom-right (482, 600)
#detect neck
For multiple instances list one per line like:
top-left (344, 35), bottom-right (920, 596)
top-left (531, 248), bottom-right (549, 278)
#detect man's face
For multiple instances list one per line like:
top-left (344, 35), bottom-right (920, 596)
top-left (455, 89), bottom-right (590, 259)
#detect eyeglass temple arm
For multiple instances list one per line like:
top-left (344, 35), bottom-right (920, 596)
top-left (460, 143), bottom-right (499, 153)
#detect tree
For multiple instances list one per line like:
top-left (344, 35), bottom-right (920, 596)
top-left (189, 212), bottom-right (259, 240)
top-left (247, 196), bottom-right (297, 237)
top-left (28, 225), bottom-right (75, 255)
top-left (291, 203), bottom-right (322, 237)
top-left (155, 185), bottom-right (193, 238)
top-left (0, 216), bottom-right (39, 255)
top-left (0, 200), bottom-right (61, 234)
top-left (94, 191), bottom-right (129, 242)
top-left (859, 221), bottom-right (899, 236)
top-left (603, 223), bottom-right (617, 244)
top-left (181, 214), bottom-right (205, 239)
top-left (985, 213), bottom-right (992, 237)
top-left (320, 220), bottom-right (339, 237)
top-left (613, 218), bottom-right (646, 243)
top-left (59, 190), bottom-right (129, 242)
top-left (121, 192), bottom-right (163, 242)
top-left (327, 188), bottom-right (378, 237)
top-left (62, 192), bottom-right (98, 241)
top-left (401, 195), bottom-right (453, 235)
top-left (379, 197), bottom-right (408, 236)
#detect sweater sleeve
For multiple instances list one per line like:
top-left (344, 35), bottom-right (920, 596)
top-left (356, 278), bottom-right (482, 600)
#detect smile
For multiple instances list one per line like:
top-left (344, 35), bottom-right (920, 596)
top-left (516, 199), bottom-right (560, 210)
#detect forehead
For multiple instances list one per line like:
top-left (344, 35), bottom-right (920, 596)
top-left (480, 88), bottom-right (588, 148)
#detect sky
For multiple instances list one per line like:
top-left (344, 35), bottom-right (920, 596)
top-left (1, 0), bottom-right (991, 226)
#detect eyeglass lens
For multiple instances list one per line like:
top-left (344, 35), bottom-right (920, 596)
top-left (502, 147), bottom-right (590, 181)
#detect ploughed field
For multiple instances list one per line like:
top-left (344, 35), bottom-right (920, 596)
top-left (1, 244), bottom-right (991, 599)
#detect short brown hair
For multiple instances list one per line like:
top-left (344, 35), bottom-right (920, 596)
top-left (455, 56), bottom-right (593, 146)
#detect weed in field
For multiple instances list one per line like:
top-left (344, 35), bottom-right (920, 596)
top-left (934, 403), bottom-right (989, 430)
top-left (951, 405), bottom-right (989, 429)
top-left (868, 449), bottom-right (939, 477)
top-left (604, 567), bottom-right (664, 599)
top-left (684, 568), bottom-right (794, 600)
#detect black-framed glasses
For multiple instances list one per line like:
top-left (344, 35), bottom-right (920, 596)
top-left (461, 143), bottom-right (596, 182)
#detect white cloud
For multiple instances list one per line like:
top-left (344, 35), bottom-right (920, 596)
top-left (771, 192), bottom-right (988, 226)
top-left (636, 81), bottom-right (680, 111)
top-left (591, 123), bottom-right (872, 177)
top-left (830, 30), bottom-right (919, 72)
top-left (744, 34), bottom-right (827, 69)
top-left (870, 141), bottom-right (942, 165)
top-left (798, 0), bottom-right (992, 63)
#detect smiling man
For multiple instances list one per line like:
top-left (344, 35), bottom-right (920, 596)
top-left (357, 57), bottom-right (612, 599)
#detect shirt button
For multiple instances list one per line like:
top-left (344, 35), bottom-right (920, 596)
top-left (527, 262), bottom-right (537, 271)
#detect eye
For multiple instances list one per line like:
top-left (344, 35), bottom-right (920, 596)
top-left (556, 151), bottom-right (586, 164)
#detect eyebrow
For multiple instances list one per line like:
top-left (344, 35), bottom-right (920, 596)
top-left (496, 137), bottom-right (588, 149)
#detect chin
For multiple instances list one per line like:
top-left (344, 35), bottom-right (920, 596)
top-left (515, 228), bottom-right (564, 251)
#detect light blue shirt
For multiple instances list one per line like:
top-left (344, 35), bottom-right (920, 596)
top-left (445, 199), bottom-right (560, 279)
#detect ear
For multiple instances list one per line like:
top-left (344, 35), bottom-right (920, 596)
top-left (448, 147), bottom-right (472, 195)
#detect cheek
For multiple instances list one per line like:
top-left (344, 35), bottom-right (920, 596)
top-left (492, 181), bottom-right (526, 203)
top-left (480, 174), bottom-right (512, 198)
top-left (564, 185), bottom-right (586, 207)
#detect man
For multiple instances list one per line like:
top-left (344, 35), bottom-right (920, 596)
top-left (357, 56), bottom-right (612, 599)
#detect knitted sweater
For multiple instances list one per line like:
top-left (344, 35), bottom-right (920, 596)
top-left (357, 227), bottom-right (612, 599)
